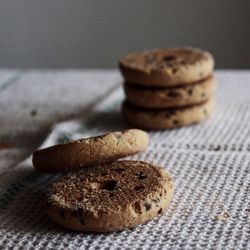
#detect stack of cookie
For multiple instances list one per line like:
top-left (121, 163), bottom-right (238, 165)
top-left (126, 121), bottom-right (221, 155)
top-left (32, 129), bottom-right (174, 232)
top-left (119, 47), bottom-right (216, 129)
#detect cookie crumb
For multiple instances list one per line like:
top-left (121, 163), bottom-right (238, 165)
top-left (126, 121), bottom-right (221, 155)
top-left (30, 109), bottom-right (37, 116)
top-left (158, 208), bottom-right (163, 214)
top-left (215, 211), bottom-right (230, 221)
top-left (214, 145), bottom-right (221, 151)
top-left (0, 143), bottom-right (13, 150)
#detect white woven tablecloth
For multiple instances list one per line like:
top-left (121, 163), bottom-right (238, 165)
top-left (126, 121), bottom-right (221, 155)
top-left (0, 70), bottom-right (249, 249)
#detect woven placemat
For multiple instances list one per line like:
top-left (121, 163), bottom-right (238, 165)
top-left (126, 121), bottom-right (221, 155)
top-left (0, 71), bottom-right (249, 249)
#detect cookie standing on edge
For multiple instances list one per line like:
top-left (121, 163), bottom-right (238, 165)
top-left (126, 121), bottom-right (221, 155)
top-left (119, 47), bottom-right (214, 87)
top-left (124, 75), bottom-right (216, 109)
top-left (33, 129), bottom-right (149, 173)
top-left (122, 98), bottom-right (215, 130)
top-left (47, 161), bottom-right (174, 232)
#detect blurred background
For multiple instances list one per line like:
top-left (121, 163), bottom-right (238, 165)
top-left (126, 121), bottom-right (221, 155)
top-left (0, 0), bottom-right (249, 69)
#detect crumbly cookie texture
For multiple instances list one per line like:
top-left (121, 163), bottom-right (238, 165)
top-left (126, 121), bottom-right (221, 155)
top-left (124, 75), bottom-right (216, 109)
top-left (119, 47), bottom-right (214, 87)
top-left (47, 160), bottom-right (174, 232)
top-left (122, 98), bottom-right (215, 130)
top-left (32, 129), bottom-right (149, 173)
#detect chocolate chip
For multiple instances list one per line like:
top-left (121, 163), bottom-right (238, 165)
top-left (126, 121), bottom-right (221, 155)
top-left (165, 110), bottom-right (176, 118)
top-left (134, 201), bottom-right (142, 214)
top-left (158, 208), bottom-right (163, 214)
top-left (102, 180), bottom-right (117, 191)
top-left (113, 168), bottom-right (125, 173)
top-left (80, 218), bottom-right (85, 226)
top-left (134, 185), bottom-right (144, 191)
top-left (101, 172), bottom-right (108, 176)
top-left (172, 68), bottom-right (178, 74)
top-left (163, 55), bottom-right (176, 62)
top-left (153, 198), bottom-right (160, 203)
top-left (201, 92), bottom-right (206, 97)
top-left (59, 209), bottom-right (65, 219)
top-left (188, 89), bottom-right (193, 96)
top-left (137, 171), bottom-right (147, 179)
top-left (173, 119), bottom-right (180, 125)
top-left (144, 202), bottom-right (151, 211)
top-left (168, 91), bottom-right (180, 98)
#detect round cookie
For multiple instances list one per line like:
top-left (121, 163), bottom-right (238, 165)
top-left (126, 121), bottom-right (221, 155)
top-left (124, 75), bottom-right (216, 109)
top-left (33, 129), bottom-right (149, 173)
top-left (119, 47), bottom-right (214, 87)
top-left (122, 98), bottom-right (215, 129)
top-left (46, 160), bottom-right (174, 232)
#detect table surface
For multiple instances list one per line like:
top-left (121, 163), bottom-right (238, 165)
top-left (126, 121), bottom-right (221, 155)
top-left (0, 69), bottom-right (120, 171)
top-left (0, 69), bottom-right (249, 250)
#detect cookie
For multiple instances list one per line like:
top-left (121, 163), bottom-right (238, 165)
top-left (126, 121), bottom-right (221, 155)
top-left (33, 129), bottom-right (149, 173)
top-left (47, 160), bottom-right (174, 232)
top-left (124, 75), bottom-right (216, 109)
top-left (122, 98), bottom-right (215, 129)
top-left (119, 47), bottom-right (214, 87)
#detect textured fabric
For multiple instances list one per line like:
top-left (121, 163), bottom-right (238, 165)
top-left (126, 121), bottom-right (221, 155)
top-left (0, 70), bottom-right (120, 173)
top-left (0, 71), bottom-right (250, 249)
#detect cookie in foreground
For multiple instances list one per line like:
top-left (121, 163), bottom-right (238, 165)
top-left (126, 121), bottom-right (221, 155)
top-left (119, 47), bottom-right (214, 87)
top-left (122, 98), bottom-right (215, 129)
top-left (46, 160), bottom-right (174, 232)
top-left (33, 129), bottom-right (149, 173)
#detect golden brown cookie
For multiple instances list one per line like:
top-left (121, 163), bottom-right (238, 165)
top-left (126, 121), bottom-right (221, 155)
top-left (47, 160), bottom-right (174, 232)
top-left (119, 47), bottom-right (214, 87)
top-left (33, 129), bottom-right (149, 173)
top-left (124, 75), bottom-right (216, 109)
top-left (122, 98), bottom-right (215, 129)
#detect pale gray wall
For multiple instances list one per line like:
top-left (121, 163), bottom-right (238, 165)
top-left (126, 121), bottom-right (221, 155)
top-left (0, 0), bottom-right (249, 68)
